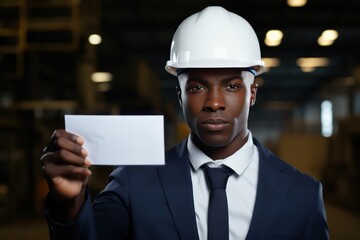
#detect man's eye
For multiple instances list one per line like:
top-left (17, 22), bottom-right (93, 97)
top-left (189, 85), bottom-right (205, 92)
top-left (225, 84), bottom-right (240, 90)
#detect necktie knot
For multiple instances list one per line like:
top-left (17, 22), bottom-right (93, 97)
top-left (203, 165), bottom-right (233, 190)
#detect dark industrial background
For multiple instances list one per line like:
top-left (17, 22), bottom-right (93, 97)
top-left (0, 0), bottom-right (360, 239)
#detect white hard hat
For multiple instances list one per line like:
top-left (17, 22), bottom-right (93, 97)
top-left (165, 6), bottom-right (266, 76)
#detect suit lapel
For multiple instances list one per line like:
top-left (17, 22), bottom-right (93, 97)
top-left (157, 141), bottom-right (199, 240)
top-left (246, 139), bottom-right (290, 240)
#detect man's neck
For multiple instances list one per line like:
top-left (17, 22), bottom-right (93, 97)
top-left (191, 133), bottom-right (249, 160)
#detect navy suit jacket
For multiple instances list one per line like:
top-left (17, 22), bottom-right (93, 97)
top-left (45, 138), bottom-right (329, 240)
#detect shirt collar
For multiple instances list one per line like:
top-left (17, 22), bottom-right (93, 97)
top-left (187, 130), bottom-right (255, 176)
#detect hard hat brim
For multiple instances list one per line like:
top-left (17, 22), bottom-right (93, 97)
top-left (165, 60), bottom-right (267, 77)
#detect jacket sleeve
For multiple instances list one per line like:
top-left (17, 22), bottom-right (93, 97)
top-left (44, 188), bottom-right (97, 240)
top-left (44, 166), bottom-right (131, 240)
top-left (303, 182), bottom-right (330, 240)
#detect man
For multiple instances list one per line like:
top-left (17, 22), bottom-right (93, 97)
top-left (41, 6), bottom-right (329, 240)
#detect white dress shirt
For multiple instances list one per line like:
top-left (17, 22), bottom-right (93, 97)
top-left (187, 130), bottom-right (259, 240)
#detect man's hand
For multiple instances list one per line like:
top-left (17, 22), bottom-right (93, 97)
top-left (40, 129), bottom-right (92, 221)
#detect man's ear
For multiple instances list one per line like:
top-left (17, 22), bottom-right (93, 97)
top-left (250, 82), bottom-right (258, 106)
top-left (176, 86), bottom-right (183, 108)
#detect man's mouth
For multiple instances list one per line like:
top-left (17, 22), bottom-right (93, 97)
top-left (201, 118), bottom-right (229, 131)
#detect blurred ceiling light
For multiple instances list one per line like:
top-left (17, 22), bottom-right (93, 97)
top-left (297, 57), bottom-right (329, 72)
top-left (287, 0), bottom-right (307, 7)
top-left (91, 72), bottom-right (113, 83)
top-left (321, 30), bottom-right (338, 40)
top-left (262, 58), bottom-right (281, 68)
top-left (88, 34), bottom-right (102, 45)
top-left (318, 30), bottom-right (338, 46)
top-left (297, 57), bottom-right (329, 67)
top-left (265, 30), bottom-right (283, 47)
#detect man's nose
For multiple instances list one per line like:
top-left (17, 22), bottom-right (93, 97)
top-left (203, 88), bottom-right (226, 112)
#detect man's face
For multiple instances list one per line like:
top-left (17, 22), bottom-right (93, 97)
top-left (178, 68), bottom-right (257, 149)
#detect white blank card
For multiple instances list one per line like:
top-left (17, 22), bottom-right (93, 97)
top-left (65, 115), bottom-right (165, 165)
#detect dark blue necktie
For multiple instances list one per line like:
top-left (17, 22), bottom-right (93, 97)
top-left (203, 165), bottom-right (233, 240)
